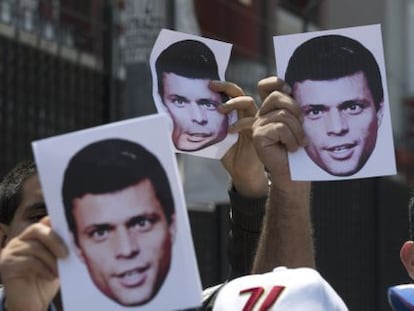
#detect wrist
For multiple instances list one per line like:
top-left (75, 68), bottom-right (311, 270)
top-left (269, 180), bottom-right (311, 210)
top-left (232, 173), bottom-right (269, 198)
top-left (228, 186), bottom-right (267, 232)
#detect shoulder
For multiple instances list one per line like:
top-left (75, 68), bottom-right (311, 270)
top-left (181, 284), bottom-right (224, 311)
top-left (202, 284), bottom-right (223, 304)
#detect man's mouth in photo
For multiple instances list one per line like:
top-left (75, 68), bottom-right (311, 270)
top-left (115, 264), bottom-right (150, 288)
top-left (186, 132), bottom-right (212, 142)
top-left (324, 143), bottom-right (357, 160)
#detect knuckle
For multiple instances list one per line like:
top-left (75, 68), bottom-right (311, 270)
top-left (232, 83), bottom-right (243, 94)
top-left (277, 109), bottom-right (287, 118)
top-left (245, 96), bottom-right (257, 109)
top-left (274, 123), bottom-right (292, 141)
top-left (274, 122), bottom-right (287, 132)
top-left (257, 78), bottom-right (267, 90)
top-left (252, 128), bottom-right (265, 142)
top-left (268, 91), bottom-right (283, 103)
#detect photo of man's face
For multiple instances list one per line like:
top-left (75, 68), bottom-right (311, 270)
top-left (280, 31), bottom-right (391, 179)
top-left (293, 71), bottom-right (383, 176)
top-left (72, 178), bottom-right (176, 307)
top-left (162, 72), bottom-right (228, 151)
top-left (35, 120), bottom-right (202, 310)
top-left (152, 34), bottom-right (236, 157)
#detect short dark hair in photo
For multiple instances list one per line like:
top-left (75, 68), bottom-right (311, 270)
top-left (155, 39), bottom-right (220, 99)
top-left (285, 34), bottom-right (384, 110)
top-left (62, 138), bottom-right (175, 243)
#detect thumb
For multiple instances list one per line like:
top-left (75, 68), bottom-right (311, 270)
top-left (40, 216), bottom-right (52, 228)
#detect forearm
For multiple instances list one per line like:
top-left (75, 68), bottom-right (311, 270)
top-left (227, 187), bottom-right (267, 279)
top-left (252, 180), bottom-right (315, 274)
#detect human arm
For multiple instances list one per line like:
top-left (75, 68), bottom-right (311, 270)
top-left (251, 76), bottom-right (315, 273)
top-left (0, 217), bottom-right (68, 311)
top-left (226, 188), bottom-right (266, 279)
top-left (209, 81), bottom-right (268, 279)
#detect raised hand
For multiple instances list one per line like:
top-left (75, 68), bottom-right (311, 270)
top-left (0, 217), bottom-right (68, 311)
top-left (251, 77), bottom-right (314, 272)
top-left (209, 80), bottom-right (268, 198)
top-left (253, 76), bottom-right (307, 182)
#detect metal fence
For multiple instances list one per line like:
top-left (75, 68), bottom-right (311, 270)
top-left (0, 0), bottom-right (112, 176)
top-left (0, 3), bottom-right (411, 311)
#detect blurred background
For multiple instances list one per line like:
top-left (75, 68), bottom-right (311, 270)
top-left (0, 0), bottom-right (413, 310)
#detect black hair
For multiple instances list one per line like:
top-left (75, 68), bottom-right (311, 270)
top-left (0, 160), bottom-right (37, 225)
top-left (285, 34), bottom-right (383, 110)
top-left (155, 39), bottom-right (220, 99)
top-left (62, 139), bottom-right (175, 243)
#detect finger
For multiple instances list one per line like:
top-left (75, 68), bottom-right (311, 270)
top-left (15, 239), bottom-right (60, 278)
top-left (209, 80), bottom-right (245, 98)
top-left (255, 114), bottom-right (305, 149)
top-left (21, 223), bottom-right (68, 259)
top-left (219, 96), bottom-right (257, 117)
top-left (6, 255), bottom-right (57, 281)
top-left (254, 106), bottom-right (306, 148)
top-left (229, 117), bottom-right (255, 133)
top-left (28, 257), bottom-right (58, 281)
top-left (258, 91), bottom-right (302, 122)
top-left (255, 108), bottom-right (305, 144)
top-left (40, 216), bottom-right (51, 227)
top-left (1, 238), bottom-right (59, 280)
top-left (253, 122), bottom-right (301, 152)
top-left (257, 76), bottom-right (292, 101)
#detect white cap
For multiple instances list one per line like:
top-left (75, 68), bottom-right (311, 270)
top-left (213, 267), bottom-right (348, 311)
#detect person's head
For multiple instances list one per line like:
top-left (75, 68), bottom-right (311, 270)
top-left (62, 139), bottom-right (176, 306)
top-left (0, 160), bottom-right (46, 244)
top-left (213, 267), bottom-right (348, 311)
top-left (155, 39), bottom-right (228, 151)
top-left (400, 197), bottom-right (414, 280)
top-left (285, 35), bottom-right (384, 176)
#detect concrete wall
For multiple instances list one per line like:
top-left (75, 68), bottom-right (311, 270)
top-left (384, 0), bottom-right (408, 143)
top-left (323, 0), bottom-right (407, 141)
top-left (323, 0), bottom-right (385, 29)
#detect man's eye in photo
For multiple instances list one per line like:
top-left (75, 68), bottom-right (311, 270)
top-left (304, 106), bottom-right (325, 119)
top-left (89, 227), bottom-right (110, 242)
top-left (342, 102), bottom-right (364, 115)
top-left (199, 99), bottom-right (219, 110)
top-left (130, 215), bottom-right (158, 232)
top-left (172, 97), bottom-right (186, 107)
